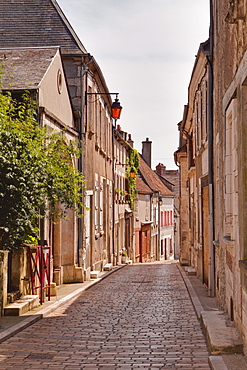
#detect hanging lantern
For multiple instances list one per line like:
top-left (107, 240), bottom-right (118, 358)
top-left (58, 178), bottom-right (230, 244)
top-left (130, 168), bottom-right (136, 178)
top-left (111, 97), bottom-right (122, 120)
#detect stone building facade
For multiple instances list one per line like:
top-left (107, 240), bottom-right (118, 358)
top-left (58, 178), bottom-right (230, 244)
top-left (155, 164), bottom-right (180, 259)
top-left (0, 47), bottom-right (84, 288)
top-left (0, 0), bottom-right (135, 298)
top-left (212, 0), bottom-right (247, 353)
top-left (174, 137), bottom-right (189, 266)
top-left (113, 126), bottom-right (134, 265)
top-left (134, 139), bottom-right (174, 263)
top-left (175, 0), bottom-right (247, 354)
top-left (175, 42), bottom-right (210, 282)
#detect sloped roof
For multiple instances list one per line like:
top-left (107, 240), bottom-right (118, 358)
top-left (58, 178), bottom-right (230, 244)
top-left (155, 172), bottom-right (174, 191)
top-left (0, 0), bottom-right (87, 55)
top-left (0, 47), bottom-right (59, 89)
top-left (139, 156), bottom-right (174, 197)
top-left (136, 175), bottom-right (152, 194)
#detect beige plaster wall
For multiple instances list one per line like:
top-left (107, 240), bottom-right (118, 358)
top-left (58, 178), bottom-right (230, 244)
top-left (39, 51), bottom-right (74, 128)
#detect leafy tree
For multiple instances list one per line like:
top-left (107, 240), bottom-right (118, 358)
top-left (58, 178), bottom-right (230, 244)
top-left (0, 87), bottom-right (84, 250)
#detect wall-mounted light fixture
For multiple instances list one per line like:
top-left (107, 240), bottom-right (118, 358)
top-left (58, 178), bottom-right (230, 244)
top-left (116, 165), bottom-right (136, 177)
top-left (111, 96), bottom-right (122, 120)
top-left (130, 168), bottom-right (136, 179)
top-left (116, 164), bottom-right (137, 179)
top-left (85, 92), bottom-right (122, 120)
top-left (158, 196), bottom-right (163, 206)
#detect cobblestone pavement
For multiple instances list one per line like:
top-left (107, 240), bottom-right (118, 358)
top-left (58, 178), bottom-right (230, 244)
top-left (0, 262), bottom-right (210, 369)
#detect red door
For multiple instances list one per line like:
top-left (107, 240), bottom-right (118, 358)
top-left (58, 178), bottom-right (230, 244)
top-left (140, 224), bottom-right (151, 262)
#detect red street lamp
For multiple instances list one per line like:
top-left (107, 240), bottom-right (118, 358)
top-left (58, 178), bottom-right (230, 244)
top-left (111, 96), bottom-right (122, 120)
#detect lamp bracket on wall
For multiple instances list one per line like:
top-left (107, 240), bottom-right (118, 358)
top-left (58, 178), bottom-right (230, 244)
top-left (85, 91), bottom-right (122, 120)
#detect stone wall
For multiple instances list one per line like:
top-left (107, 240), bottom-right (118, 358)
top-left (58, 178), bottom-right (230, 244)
top-left (11, 247), bottom-right (31, 296)
top-left (213, 0), bottom-right (247, 354)
top-left (0, 251), bottom-right (8, 316)
top-left (178, 154), bottom-right (190, 265)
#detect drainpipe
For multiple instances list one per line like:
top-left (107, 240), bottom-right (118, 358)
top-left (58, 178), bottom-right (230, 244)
top-left (207, 0), bottom-right (215, 297)
top-left (78, 54), bottom-right (93, 267)
top-left (157, 192), bottom-right (161, 261)
top-left (37, 93), bottom-right (46, 246)
top-left (201, 1), bottom-right (215, 296)
top-left (112, 123), bottom-right (116, 265)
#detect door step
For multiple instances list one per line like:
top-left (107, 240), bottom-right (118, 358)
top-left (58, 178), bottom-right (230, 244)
top-left (4, 295), bottom-right (40, 316)
top-left (103, 263), bottom-right (113, 271)
top-left (185, 267), bottom-right (196, 275)
top-left (201, 311), bottom-right (243, 355)
top-left (90, 270), bottom-right (100, 279)
top-left (7, 290), bottom-right (21, 304)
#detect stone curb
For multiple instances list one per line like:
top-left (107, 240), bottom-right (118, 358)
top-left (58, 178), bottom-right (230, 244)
top-left (0, 314), bottom-right (42, 344)
top-left (176, 263), bottom-right (229, 370)
top-left (0, 264), bottom-right (127, 344)
top-left (201, 310), bottom-right (243, 355)
top-left (177, 263), bottom-right (247, 369)
top-left (176, 263), bottom-right (204, 319)
top-left (209, 356), bottom-right (228, 370)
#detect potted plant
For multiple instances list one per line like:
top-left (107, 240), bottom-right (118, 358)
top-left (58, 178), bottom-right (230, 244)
top-left (120, 248), bottom-right (128, 264)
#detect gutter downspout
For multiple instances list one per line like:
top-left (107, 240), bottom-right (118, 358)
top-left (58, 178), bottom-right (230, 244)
top-left (201, 2), bottom-right (214, 297)
top-left (78, 54), bottom-right (93, 268)
top-left (112, 124), bottom-right (116, 265)
top-left (157, 192), bottom-right (161, 261)
top-left (207, 0), bottom-right (215, 297)
top-left (37, 93), bottom-right (46, 246)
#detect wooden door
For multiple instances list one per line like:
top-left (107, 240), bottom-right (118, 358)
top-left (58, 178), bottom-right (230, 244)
top-left (140, 225), bottom-right (151, 262)
top-left (202, 185), bottom-right (209, 286)
top-left (140, 230), bottom-right (147, 263)
top-left (125, 216), bottom-right (130, 256)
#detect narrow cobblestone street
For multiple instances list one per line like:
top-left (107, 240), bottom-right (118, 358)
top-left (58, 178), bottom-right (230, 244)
top-left (0, 262), bottom-right (210, 369)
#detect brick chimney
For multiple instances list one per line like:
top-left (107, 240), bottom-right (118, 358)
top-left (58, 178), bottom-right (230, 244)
top-left (156, 163), bottom-right (166, 176)
top-left (142, 138), bottom-right (152, 167)
top-left (128, 134), bottom-right (134, 148)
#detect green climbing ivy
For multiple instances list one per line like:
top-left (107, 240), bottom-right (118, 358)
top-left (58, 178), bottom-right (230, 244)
top-left (0, 74), bottom-right (85, 250)
top-left (126, 147), bottom-right (140, 210)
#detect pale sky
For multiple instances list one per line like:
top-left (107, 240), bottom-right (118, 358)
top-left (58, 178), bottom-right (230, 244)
top-left (57, 0), bottom-right (210, 169)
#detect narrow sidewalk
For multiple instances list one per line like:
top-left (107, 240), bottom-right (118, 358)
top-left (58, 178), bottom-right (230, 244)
top-left (0, 264), bottom-right (126, 343)
top-left (177, 264), bottom-right (247, 370)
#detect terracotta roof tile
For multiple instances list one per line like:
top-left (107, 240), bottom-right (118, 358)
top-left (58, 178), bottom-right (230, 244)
top-left (139, 156), bottom-right (174, 197)
top-left (136, 175), bottom-right (152, 194)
